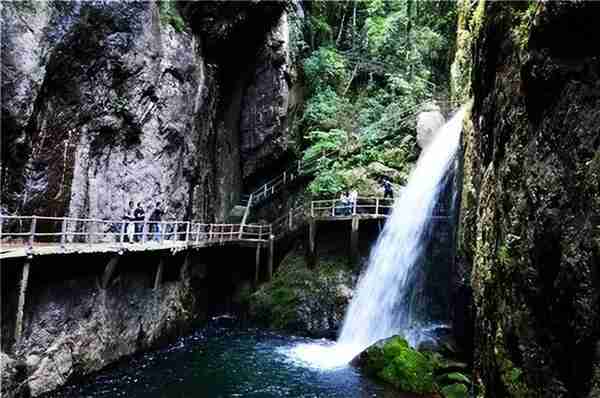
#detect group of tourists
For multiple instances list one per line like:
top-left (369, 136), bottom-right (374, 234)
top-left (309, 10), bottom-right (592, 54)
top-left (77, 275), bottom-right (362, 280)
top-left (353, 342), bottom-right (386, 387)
top-left (122, 201), bottom-right (167, 243)
top-left (335, 178), bottom-right (394, 216)
top-left (337, 189), bottom-right (359, 215)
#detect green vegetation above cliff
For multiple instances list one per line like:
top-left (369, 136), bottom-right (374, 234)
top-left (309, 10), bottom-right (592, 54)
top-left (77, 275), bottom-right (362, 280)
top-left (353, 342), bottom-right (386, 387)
top-left (298, 1), bottom-right (457, 196)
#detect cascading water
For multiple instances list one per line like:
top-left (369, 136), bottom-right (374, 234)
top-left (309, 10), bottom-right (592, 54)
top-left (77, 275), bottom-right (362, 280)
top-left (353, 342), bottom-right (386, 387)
top-left (287, 108), bottom-right (465, 369)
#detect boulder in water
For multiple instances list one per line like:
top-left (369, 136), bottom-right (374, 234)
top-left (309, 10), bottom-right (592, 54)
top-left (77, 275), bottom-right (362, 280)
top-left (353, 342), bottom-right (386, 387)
top-left (350, 335), bottom-right (436, 394)
top-left (416, 106), bottom-right (446, 149)
top-left (351, 335), bottom-right (472, 397)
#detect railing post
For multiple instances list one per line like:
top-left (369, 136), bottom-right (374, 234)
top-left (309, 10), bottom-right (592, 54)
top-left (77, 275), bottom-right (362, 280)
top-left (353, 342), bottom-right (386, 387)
top-left (60, 218), bottom-right (67, 250)
top-left (209, 224), bottom-right (213, 241)
top-left (120, 220), bottom-right (126, 246)
top-left (331, 200), bottom-right (335, 217)
top-left (353, 198), bottom-right (357, 216)
top-left (89, 220), bottom-right (94, 246)
top-left (297, 160), bottom-right (301, 173)
top-left (160, 221), bottom-right (165, 244)
top-left (264, 185), bottom-right (267, 196)
top-left (283, 171), bottom-right (286, 184)
top-left (195, 224), bottom-right (201, 244)
top-left (288, 210), bottom-right (293, 231)
top-left (28, 216), bottom-right (37, 253)
top-left (185, 222), bottom-right (191, 245)
top-left (375, 198), bottom-right (380, 216)
top-left (311, 201), bottom-right (314, 217)
top-left (142, 219), bottom-right (148, 244)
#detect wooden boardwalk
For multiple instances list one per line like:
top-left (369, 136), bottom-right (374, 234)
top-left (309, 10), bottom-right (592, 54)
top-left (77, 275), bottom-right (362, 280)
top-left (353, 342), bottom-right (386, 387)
top-left (0, 197), bottom-right (395, 260)
top-left (0, 216), bottom-right (272, 260)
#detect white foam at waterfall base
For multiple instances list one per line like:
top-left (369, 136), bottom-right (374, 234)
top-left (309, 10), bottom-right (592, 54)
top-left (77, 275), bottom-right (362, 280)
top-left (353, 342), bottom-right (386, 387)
top-left (284, 108), bottom-right (466, 370)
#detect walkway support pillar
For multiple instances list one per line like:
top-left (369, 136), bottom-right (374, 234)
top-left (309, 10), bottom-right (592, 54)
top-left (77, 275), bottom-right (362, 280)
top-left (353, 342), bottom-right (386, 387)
top-left (180, 253), bottom-right (190, 285)
top-left (15, 259), bottom-right (31, 347)
top-left (267, 236), bottom-right (274, 281)
top-left (101, 255), bottom-right (120, 289)
top-left (254, 243), bottom-right (261, 288)
top-left (350, 216), bottom-right (360, 266)
top-left (307, 218), bottom-right (317, 269)
top-left (154, 258), bottom-right (164, 291)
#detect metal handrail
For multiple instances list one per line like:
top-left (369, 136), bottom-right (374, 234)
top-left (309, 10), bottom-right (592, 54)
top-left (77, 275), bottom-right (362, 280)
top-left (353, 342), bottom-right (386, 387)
top-left (1, 193), bottom-right (397, 256)
top-left (0, 215), bottom-right (272, 255)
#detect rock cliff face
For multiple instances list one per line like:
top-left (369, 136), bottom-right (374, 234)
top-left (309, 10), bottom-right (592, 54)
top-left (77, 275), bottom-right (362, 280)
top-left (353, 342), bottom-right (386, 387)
top-left (1, 1), bottom-right (304, 396)
top-left (455, 2), bottom-right (600, 397)
top-left (1, 252), bottom-right (208, 397)
top-left (1, 0), bottom-right (303, 222)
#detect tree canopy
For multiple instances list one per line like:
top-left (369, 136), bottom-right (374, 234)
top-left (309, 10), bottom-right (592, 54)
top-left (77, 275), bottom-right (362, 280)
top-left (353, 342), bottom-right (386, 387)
top-left (298, 0), bottom-right (457, 196)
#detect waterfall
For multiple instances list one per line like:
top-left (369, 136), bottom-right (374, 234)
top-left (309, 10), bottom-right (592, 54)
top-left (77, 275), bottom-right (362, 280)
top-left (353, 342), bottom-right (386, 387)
top-left (286, 108), bottom-right (465, 369)
top-left (336, 108), bottom-right (465, 355)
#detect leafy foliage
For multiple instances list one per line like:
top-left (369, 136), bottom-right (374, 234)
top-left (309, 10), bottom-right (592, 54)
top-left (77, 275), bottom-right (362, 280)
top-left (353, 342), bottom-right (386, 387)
top-left (298, 0), bottom-right (457, 197)
top-left (159, 0), bottom-right (185, 33)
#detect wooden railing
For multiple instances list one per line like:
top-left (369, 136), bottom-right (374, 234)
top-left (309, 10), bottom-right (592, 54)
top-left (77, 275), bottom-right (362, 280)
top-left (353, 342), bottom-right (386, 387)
top-left (310, 197), bottom-right (395, 218)
top-left (0, 196), bottom-right (397, 256)
top-left (246, 149), bottom-right (335, 206)
top-left (0, 215), bottom-right (272, 255)
top-left (271, 205), bottom-right (307, 237)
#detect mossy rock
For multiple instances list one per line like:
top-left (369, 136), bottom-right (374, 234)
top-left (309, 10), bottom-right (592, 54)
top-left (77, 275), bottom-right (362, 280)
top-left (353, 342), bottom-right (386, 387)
top-left (441, 383), bottom-right (469, 398)
top-left (352, 335), bottom-right (436, 394)
top-left (248, 251), bottom-right (354, 336)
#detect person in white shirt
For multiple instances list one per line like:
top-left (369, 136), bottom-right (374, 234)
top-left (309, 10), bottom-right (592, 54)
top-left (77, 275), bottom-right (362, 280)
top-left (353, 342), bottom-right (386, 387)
top-left (123, 201), bottom-right (135, 243)
top-left (349, 189), bottom-right (358, 212)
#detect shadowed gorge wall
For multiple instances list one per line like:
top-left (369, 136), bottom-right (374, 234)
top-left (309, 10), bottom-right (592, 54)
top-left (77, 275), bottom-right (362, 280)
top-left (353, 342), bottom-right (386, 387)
top-left (455, 2), bottom-right (600, 397)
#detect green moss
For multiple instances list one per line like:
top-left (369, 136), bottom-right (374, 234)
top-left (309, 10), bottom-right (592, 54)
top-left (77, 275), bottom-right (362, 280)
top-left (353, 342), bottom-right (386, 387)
top-left (360, 336), bottom-right (475, 396)
top-left (364, 336), bottom-right (436, 394)
top-left (159, 0), bottom-right (185, 33)
top-left (492, 326), bottom-right (533, 397)
top-left (442, 372), bottom-right (471, 384)
top-left (512, 2), bottom-right (540, 54)
top-left (441, 383), bottom-right (469, 398)
top-left (451, 1), bottom-right (478, 102)
top-left (469, 0), bottom-right (487, 39)
top-left (249, 252), bottom-right (353, 332)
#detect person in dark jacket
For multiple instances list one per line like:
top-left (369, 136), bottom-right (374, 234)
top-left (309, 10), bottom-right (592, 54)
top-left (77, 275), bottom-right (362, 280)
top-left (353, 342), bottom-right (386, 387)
top-left (382, 178), bottom-right (394, 199)
top-left (133, 202), bottom-right (145, 242)
top-left (149, 202), bottom-right (166, 241)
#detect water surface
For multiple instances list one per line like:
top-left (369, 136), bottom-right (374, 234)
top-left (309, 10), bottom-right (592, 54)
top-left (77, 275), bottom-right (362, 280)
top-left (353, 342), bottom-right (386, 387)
top-left (53, 326), bottom-right (410, 398)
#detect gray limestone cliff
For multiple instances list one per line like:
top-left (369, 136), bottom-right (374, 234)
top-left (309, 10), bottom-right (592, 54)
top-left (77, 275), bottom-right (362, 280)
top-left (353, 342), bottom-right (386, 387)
top-left (1, 0), bottom-right (303, 223)
top-left (1, 1), bottom-right (304, 396)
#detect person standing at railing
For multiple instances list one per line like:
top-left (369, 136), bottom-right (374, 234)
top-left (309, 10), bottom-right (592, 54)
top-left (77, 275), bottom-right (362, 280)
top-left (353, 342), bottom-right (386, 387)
top-left (133, 202), bottom-right (145, 242)
top-left (123, 201), bottom-right (135, 243)
top-left (349, 189), bottom-right (358, 214)
top-left (149, 202), bottom-right (166, 241)
top-left (337, 191), bottom-right (351, 216)
top-left (382, 178), bottom-right (394, 200)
